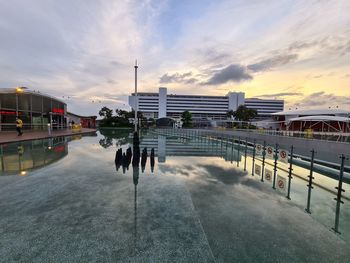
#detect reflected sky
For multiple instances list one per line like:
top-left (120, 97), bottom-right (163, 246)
top-left (1, 129), bottom-right (350, 262)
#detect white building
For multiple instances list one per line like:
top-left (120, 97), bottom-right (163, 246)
top-left (128, 87), bottom-right (283, 120)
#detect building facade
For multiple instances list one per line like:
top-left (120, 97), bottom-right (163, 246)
top-left (272, 109), bottom-right (350, 132)
top-left (0, 87), bottom-right (67, 131)
top-left (67, 112), bottom-right (97, 128)
top-left (128, 87), bottom-right (283, 120)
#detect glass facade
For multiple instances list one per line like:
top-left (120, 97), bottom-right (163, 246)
top-left (0, 90), bottom-right (67, 131)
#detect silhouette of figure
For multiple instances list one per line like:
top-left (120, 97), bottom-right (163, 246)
top-left (132, 132), bottom-right (140, 167)
top-left (126, 147), bottom-right (132, 169)
top-left (115, 148), bottom-right (123, 172)
top-left (122, 152), bottom-right (128, 174)
top-left (141, 147), bottom-right (148, 173)
top-left (150, 148), bottom-right (155, 173)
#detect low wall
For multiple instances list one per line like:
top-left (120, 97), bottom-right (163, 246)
top-left (195, 129), bottom-right (350, 164)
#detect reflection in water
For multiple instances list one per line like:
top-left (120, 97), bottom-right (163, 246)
top-left (132, 132), bottom-right (140, 254)
top-left (0, 137), bottom-right (70, 176)
top-left (99, 137), bottom-right (113, 148)
top-left (99, 128), bottom-right (130, 148)
top-left (150, 148), bottom-right (155, 172)
top-left (102, 129), bottom-right (350, 244)
top-left (141, 148), bottom-right (147, 173)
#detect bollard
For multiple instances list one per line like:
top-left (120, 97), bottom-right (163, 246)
top-left (244, 138), bottom-right (248, 171)
top-left (47, 123), bottom-right (51, 136)
top-left (261, 141), bottom-right (266, 182)
top-left (332, 154), bottom-right (347, 234)
top-left (272, 143), bottom-right (279, 189)
top-left (252, 139), bottom-right (256, 176)
top-left (286, 145), bottom-right (294, 200)
top-left (305, 149), bottom-right (316, 214)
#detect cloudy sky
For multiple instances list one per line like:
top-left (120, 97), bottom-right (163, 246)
top-left (0, 0), bottom-right (349, 115)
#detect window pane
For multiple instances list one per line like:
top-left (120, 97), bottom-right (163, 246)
top-left (43, 97), bottom-right (52, 113)
top-left (0, 93), bottom-right (16, 109)
top-left (32, 95), bottom-right (43, 112)
top-left (18, 93), bottom-right (31, 111)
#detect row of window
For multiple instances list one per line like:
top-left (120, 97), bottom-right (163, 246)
top-left (0, 93), bottom-right (65, 113)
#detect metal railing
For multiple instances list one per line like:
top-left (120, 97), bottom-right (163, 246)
top-left (152, 128), bottom-right (350, 237)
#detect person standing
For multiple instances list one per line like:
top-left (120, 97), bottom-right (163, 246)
top-left (16, 117), bottom-right (23, 136)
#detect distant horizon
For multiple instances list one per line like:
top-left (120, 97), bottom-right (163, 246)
top-left (0, 0), bottom-right (349, 115)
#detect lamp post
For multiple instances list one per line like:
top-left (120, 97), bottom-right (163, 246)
top-left (134, 60), bottom-right (138, 132)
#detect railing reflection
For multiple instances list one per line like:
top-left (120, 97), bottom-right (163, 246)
top-left (151, 128), bottom-right (350, 238)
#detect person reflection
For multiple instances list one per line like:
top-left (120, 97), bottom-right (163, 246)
top-left (122, 152), bottom-right (127, 174)
top-left (150, 148), bottom-right (155, 173)
top-left (115, 148), bottom-right (122, 172)
top-left (141, 148), bottom-right (147, 173)
top-left (126, 147), bottom-right (132, 169)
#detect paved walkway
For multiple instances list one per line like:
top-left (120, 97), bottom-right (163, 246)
top-left (0, 128), bottom-right (97, 144)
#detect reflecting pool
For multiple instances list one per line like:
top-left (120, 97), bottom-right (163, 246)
top-left (0, 129), bottom-right (349, 262)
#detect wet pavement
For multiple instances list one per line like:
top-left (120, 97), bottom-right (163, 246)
top-left (0, 131), bottom-right (349, 262)
top-left (0, 128), bottom-right (96, 144)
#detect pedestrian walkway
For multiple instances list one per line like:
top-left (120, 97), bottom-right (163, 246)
top-left (0, 128), bottom-right (96, 144)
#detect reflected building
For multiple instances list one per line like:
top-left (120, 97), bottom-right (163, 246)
top-left (0, 137), bottom-right (69, 176)
top-left (139, 134), bottom-right (242, 163)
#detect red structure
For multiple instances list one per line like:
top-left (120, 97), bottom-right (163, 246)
top-left (80, 116), bottom-right (97, 128)
top-left (67, 112), bottom-right (97, 128)
top-left (271, 109), bottom-right (350, 133)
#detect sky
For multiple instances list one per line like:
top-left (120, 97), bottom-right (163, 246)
top-left (0, 0), bottom-right (349, 115)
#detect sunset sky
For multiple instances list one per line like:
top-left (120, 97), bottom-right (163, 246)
top-left (0, 0), bottom-right (349, 115)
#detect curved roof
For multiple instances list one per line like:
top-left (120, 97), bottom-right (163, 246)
top-left (287, 115), bottom-right (350, 123)
top-left (0, 87), bottom-right (66, 105)
top-left (272, 109), bottom-right (350, 116)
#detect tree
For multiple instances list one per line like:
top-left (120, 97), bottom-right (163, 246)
top-left (226, 110), bottom-right (235, 119)
top-left (181, 110), bottom-right (192, 128)
top-left (233, 105), bottom-right (257, 122)
top-left (99, 106), bottom-right (113, 119)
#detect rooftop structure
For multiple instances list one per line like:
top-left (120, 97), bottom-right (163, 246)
top-left (272, 108), bottom-right (350, 132)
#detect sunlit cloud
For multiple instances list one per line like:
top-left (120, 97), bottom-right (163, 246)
top-left (0, 0), bottom-right (349, 114)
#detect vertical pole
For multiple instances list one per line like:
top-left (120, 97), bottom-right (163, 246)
top-left (286, 145), bottom-right (294, 200)
top-left (272, 143), bottom-right (279, 189)
top-left (220, 133), bottom-right (223, 154)
top-left (231, 136), bottom-right (234, 164)
top-left (16, 93), bottom-right (18, 117)
top-left (134, 60), bottom-right (138, 132)
top-left (252, 139), bottom-right (256, 176)
top-left (244, 138), bottom-right (248, 171)
top-left (261, 141), bottom-right (266, 182)
top-left (305, 149), bottom-right (316, 214)
top-left (237, 137), bottom-right (240, 167)
top-left (332, 154), bottom-right (347, 234)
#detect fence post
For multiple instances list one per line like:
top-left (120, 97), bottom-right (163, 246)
top-left (286, 145), bottom-right (294, 200)
top-left (305, 149), bottom-right (316, 214)
top-left (237, 137), bottom-right (241, 167)
top-left (272, 143), bottom-right (279, 189)
top-left (231, 136), bottom-right (234, 164)
top-left (244, 138), bottom-right (248, 171)
top-left (252, 139), bottom-right (256, 176)
top-left (332, 154), bottom-right (347, 234)
top-left (261, 141), bottom-right (266, 182)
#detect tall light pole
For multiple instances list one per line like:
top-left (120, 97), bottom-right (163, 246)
top-left (134, 60), bottom-right (138, 132)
